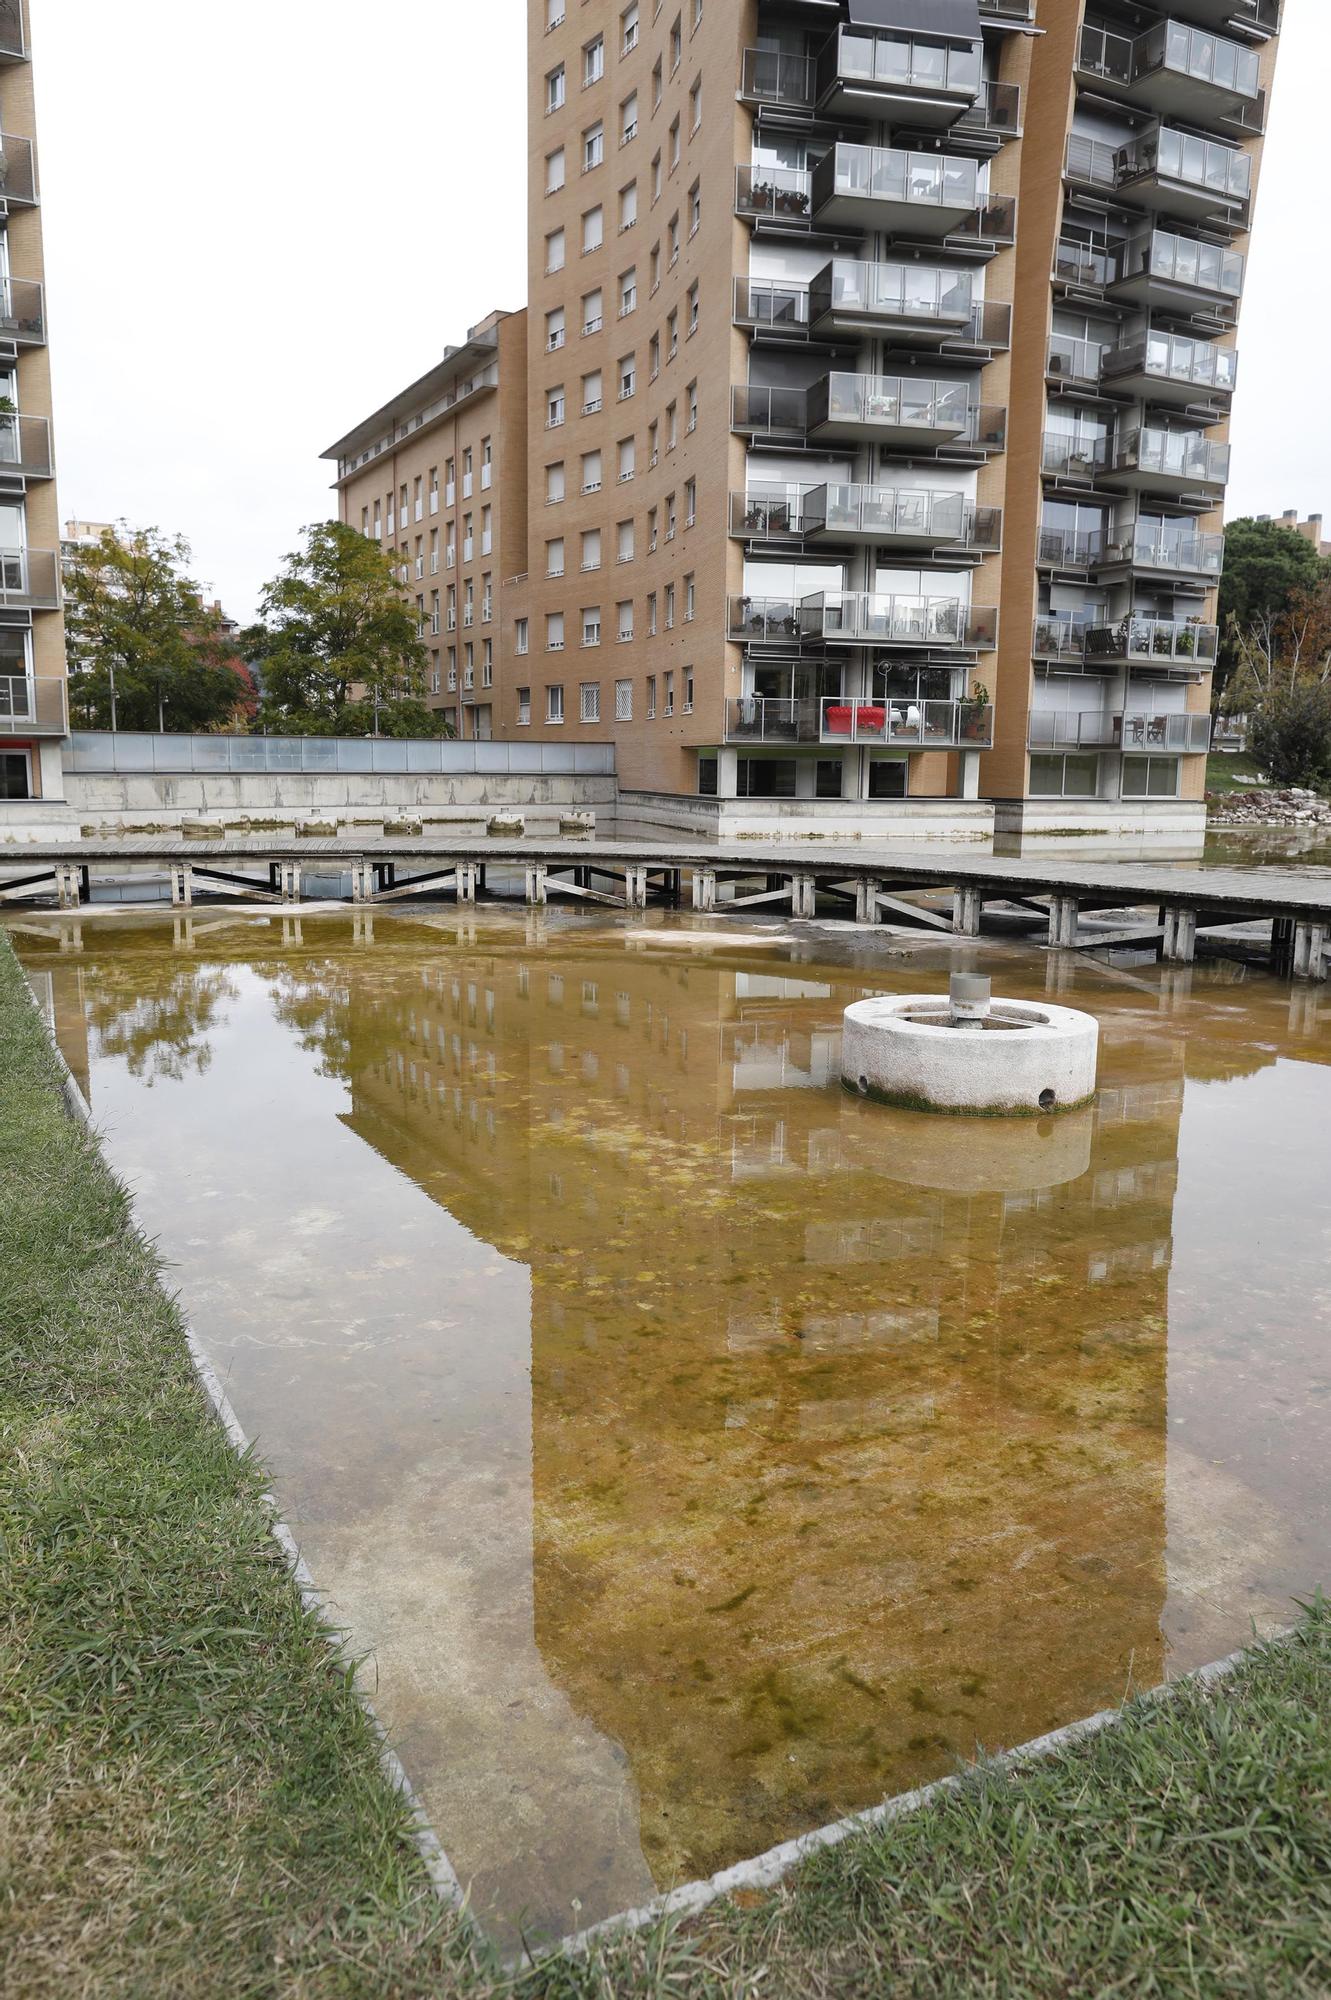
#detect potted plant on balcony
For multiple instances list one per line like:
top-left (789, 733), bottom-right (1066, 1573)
top-left (958, 680), bottom-right (991, 742)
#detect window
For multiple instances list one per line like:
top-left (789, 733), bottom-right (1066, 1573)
top-left (545, 227), bottom-right (566, 273)
top-left (609, 677), bottom-right (632, 723)
top-left (647, 590), bottom-right (657, 634)
top-left (621, 2), bottom-right (638, 54)
top-left (546, 306), bottom-right (566, 351)
top-left (414, 535), bottom-right (424, 579)
top-left (463, 579), bottom-right (474, 625)
top-left (482, 640), bottom-right (493, 687)
top-left (546, 0), bottom-right (563, 27)
top-left (651, 57), bottom-right (663, 108)
top-left (546, 146), bottom-right (566, 194)
top-left (670, 13), bottom-right (682, 68)
top-left (582, 608), bottom-right (602, 648)
top-left (582, 205), bottom-right (603, 253)
top-left (445, 533), bottom-right (455, 569)
top-left (646, 674), bottom-right (657, 717)
top-left (546, 460), bottom-right (565, 503)
top-left (620, 90), bottom-right (638, 144)
top-left (547, 613), bottom-right (566, 652)
top-left (650, 242), bottom-right (661, 292)
top-left (580, 680), bottom-right (601, 720)
top-left (616, 518), bottom-right (635, 561)
top-left (665, 493), bottom-right (676, 539)
top-left (619, 267), bottom-right (637, 315)
top-left (413, 476), bottom-right (423, 521)
top-left (581, 448), bottom-right (602, 493)
top-left (684, 669), bottom-right (693, 712)
top-left (481, 437), bottom-right (492, 486)
top-left (618, 353), bottom-right (636, 399)
top-left (582, 287), bottom-right (603, 334)
top-left (444, 458), bottom-right (455, 505)
top-left (647, 503), bottom-right (658, 548)
top-left (373, 500), bottom-right (381, 538)
top-left (546, 64), bottom-right (566, 112)
top-left (517, 686), bottom-right (531, 724)
top-left (546, 536), bottom-right (565, 578)
top-left (463, 643), bottom-right (474, 687)
top-left (581, 527), bottom-right (602, 571)
top-left (576, 369), bottom-right (602, 420)
top-left (693, 0), bottom-right (702, 27)
top-left (666, 307), bottom-right (678, 357)
top-left (583, 121), bottom-right (604, 171)
top-left (546, 384), bottom-right (566, 428)
top-left (1029, 752), bottom-right (1100, 799)
top-left (429, 466), bottom-right (439, 511)
top-left (515, 619), bottom-right (530, 656)
top-left (616, 601), bottom-right (634, 642)
top-left (689, 79), bottom-right (700, 131)
top-left (617, 436), bottom-right (636, 481)
top-left (684, 572), bottom-right (695, 620)
top-left (667, 214), bottom-right (679, 263)
top-left (650, 151), bottom-right (662, 203)
top-left (1121, 755), bottom-right (1181, 799)
top-left (481, 506), bottom-right (492, 556)
top-left (697, 755), bottom-right (717, 797)
top-left (446, 585), bottom-right (456, 629)
top-left (684, 477), bottom-right (695, 525)
top-left (664, 581), bottom-right (675, 627)
top-left (665, 400), bottom-right (677, 450)
top-left (664, 669), bottom-right (675, 715)
top-left (688, 178), bottom-right (700, 234)
top-left (687, 281), bottom-right (699, 334)
top-left (648, 333), bottom-right (660, 381)
top-left (547, 683), bottom-right (565, 722)
top-left (619, 181), bottom-right (638, 231)
top-left (686, 378), bottom-right (698, 431)
top-left (583, 34), bottom-right (604, 85)
top-left (429, 527), bottom-right (439, 573)
top-left (447, 648), bottom-right (457, 690)
top-left (668, 116), bottom-right (680, 170)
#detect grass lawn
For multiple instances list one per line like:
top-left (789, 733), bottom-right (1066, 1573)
top-left (3, 930), bottom-right (1329, 1999)
top-left (1205, 752), bottom-right (1271, 796)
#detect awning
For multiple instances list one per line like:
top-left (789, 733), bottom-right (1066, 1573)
top-left (846, 0), bottom-right (982, 37)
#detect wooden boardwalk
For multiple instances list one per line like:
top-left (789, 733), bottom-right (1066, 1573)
top-left (3, 834), bottom-right (1329, 978)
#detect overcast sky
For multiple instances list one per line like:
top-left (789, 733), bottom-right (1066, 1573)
top-left (35, 0), bottom-right (1318, 622)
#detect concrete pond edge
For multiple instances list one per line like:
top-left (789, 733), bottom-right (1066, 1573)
top-left (16, 962), bottom-right (1298, 1974)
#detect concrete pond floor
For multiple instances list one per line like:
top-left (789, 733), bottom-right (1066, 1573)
top-left (10, 902), bottom-right (1331, 1948)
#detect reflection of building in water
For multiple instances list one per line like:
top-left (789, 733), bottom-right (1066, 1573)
top-left (340, 937), bottom-right (1181, 1891)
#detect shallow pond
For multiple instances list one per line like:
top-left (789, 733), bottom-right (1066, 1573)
top-left (12, 907), bottom-right (1331, 1946)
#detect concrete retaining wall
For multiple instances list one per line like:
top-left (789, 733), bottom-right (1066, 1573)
top-left (993, 797), bottom-right (1207, 858)
top-left (616, 790), bottom-right (996, 844)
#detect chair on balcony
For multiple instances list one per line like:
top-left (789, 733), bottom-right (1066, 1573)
top-left (1146, 716), bottom-right (1168, 745)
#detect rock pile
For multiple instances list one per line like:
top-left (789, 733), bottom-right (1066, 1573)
top-left (1207, 787), bottom-right (1331, 828)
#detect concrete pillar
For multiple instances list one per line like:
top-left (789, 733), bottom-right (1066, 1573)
top-left (1047, 893), bottom-right (1079, 949)
top-left (525, 862), bottom-right (547, 906)
top-left (692, 868), bottom-right (717, 911)
top-left (169, 863), bottom-right (193, 908)
top-left (959, 750), bottom-right (982, 801)
top-left (855, 878), bottom-right (881, 925)
top-left (280, 860), bottom-right (301, 903)
top-left (794, 756), bottom-right (817, 800)
top-left (717, 746), bottom-right (739, 799)
top-left (625, 864), bottom-right (648, 909)
top-left (952, 884), bottom-right (983, 936)
top-left (54, 862), bottom-right (81, 911)
top-left (791, 873), bottom-right (817, 918)
top-left (349, 858), bottom-right (372, 903)
top-left (458, 861), bottom-right (478, 903)
top-left (1292, 920), bottom-right (1328, 982)
top-left (1162, 906), bottom-right (1197, 965)
top-left (841, 747), bottom-right (863, 801)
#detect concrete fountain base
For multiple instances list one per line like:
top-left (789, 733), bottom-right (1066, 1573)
top-left (841, 986), bottom-right (1099, 1117)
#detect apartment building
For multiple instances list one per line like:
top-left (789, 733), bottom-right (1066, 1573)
top-left (0, 0), bottom-right (66, 810)
top-left (328, 0), bottom-right (1282, 846)
top-left (325, 310), bottom-right (529, 739)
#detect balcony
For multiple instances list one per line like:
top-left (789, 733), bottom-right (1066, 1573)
top-left (1100, 326), bottom-right (1237, 405)
top-left (735, 165), bottom-right (812, 227)
top-left (1037, 525), bottom-right (1107, 571)
top-left (800, 592), bottom-right (997, 650)
top-left (1124, 530), bottom-right (1225, 578)
top-left (725, 695), bottom-right (993, 749)
top-left (810, 143), bottom-right (980, 237)
top-left (733, 276), bottom-right (810, 338)
top-left (0, 0), bottom-right (25, 62)
top-left (978, 0), bottom-right (1036, 19)
top-left (1029, 709), bottom-right (1211, 752)
top-left (954, 80), bottom-right (1022, 145)
top-left (0, 412), bottom-right (52, 478)
top-left (1077, 21), bottom-right (1262, 124)
top-left (802, 484), bottom-right (1001, 552)
top-left (729, 489), bottom-right (806, 541)
top-left (1042, 431), bottom-right (1111, 483)
top-left (0, 673), bottom-right (66, 735)
top-left (739, 48), bottom-right (814, 111)
top-left (806, 371), bottom-right (1003, 453)
top-left (1054, 237), bottom-right (1121, 292)
top-left (0, 132), bottom-right (35, 206)
top-left (808, 258), bottom-right (975, 341)
top-left (731, 383), bottom-right (809, 443)
top-left (1047, 334), bottom-right (1107, 389)
top-left (1085, 615), bottom-right (1219, 668)
top-left (815, 26), bottom-right (983, 127)
top-left (1105, 427), bottom-right (1231, 496)
top-left (1170, 0), bottom-right (1279, 28)
top-left (0, 276), bottom-right (44, 345)
top-left (1109, 228), bottom-right (1243, 320)
top-left (1066, 127), bottom-right (1250, 224)
top-left (0, 546), bottom-right (58, 609)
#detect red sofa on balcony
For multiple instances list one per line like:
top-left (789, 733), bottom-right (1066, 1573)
top-left (824, 703), bottom-right (887, 738)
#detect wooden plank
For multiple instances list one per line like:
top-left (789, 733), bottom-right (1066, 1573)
top-left (871, 893), bottom-right (954, 932)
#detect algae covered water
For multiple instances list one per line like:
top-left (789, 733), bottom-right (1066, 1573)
top-left (12, 906), bottom-right (1331, 1944)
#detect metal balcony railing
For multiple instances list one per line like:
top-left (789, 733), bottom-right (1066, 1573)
top-left (1111, 426), bottom-right (1231, 487)
top-left (739, 48), bottom-right (814, 108)
top-left (816, 25), bottom-right (982, 108)
top-left (0, 131), bottom-right (35, 204)
top-left (800, 592), bottom-right (998, 649)
top-left (0, 276), bottom-right (44, 344)
top-left (1117, 227), bottom-right (1244, 300)
top-left (1030, 709), bottom-right (1211, 752)
top-left (1078, 20), bottom-right (1260, 102)
top-left (812, 141), bottom-right (979, 220)
top-left (733, 276), bottom-right (810, 334)
top-left (955, 80), bottom-right (1022, 140)
top-left (809, 257), bottom-right (975, 333)
top-left (0, 546), bottom-right (58, 607)
top-left (0, 413), bottom-right (52, 478)
top-left (1084, 617), bottom-right (1219, 666)
top-left (735, 164), bottom-right (812, 223)
top-left (0, 0), bottom-right (25, 61)
top-left (0, 674), bottom-right (67, 734)
top-left (1101, 326), bottom-right (1238, 396)
top-left (1047, 334), bottom-right (1106, 386)
top-left (1042, 432), bottom-right (1110, 479)
top-left (819, 696), bottom-right (994, 747)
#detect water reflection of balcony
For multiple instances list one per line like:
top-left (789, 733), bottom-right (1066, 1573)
top-left (724, 694), bottom-right (994, 749)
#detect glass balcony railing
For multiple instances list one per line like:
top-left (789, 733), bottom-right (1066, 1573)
top-left (1111, 426), bottom-right (1231, 487)
top-left (730, 384), bottom-right (809, 436)
top-left (735, 164), bottom-right (812, 223)
top-left (0, 131), bottom-right (35, 205)
top-left (955, 79), bottom-right (1022, 140)
top-left (1100, 326), bottom-right (1238, 396)
top-left (0, 547), bottom-right (59, 607)
top-left (1129, 530), bottom-right (1225, 576)
top-left (0, 276), bottom-right (44, 344)
top-left (809, 258), bottom-right (975, 332)
top-left (800, 592), bottom-right (998, 649)
top-left (739, 48), bottom-right (814, 108)
top-left (1115, 228), bottom-right (1244, 302)
top-left (733, 276), bottom-right (810, 334)
top-left (803, 484), bottom-right (1001, 550)
top-left (1034, 616), bottom-right (1096, 662)
top-left (0, 0), bottom-right (26, 61)
top-left (729, 490), bottom-right (807, 539)
top-left (726, 696), bottom-right (822, 744)
top-left (816, 25), bottom-right (983, 112)
top-left (1120, 711), bottom-right (1212, 751)
top-left (1054, 237), bottom-right (1121, 289)
top-left (1037, 526), bottom-right (1106, 568)
top-left (808, 372), bottom-right (973, 436)
top-left (1066, 127), bottom-right (1250, 207)
top-left (1029, 709), bottom-right (1211, 752)
top-left (1047, 334), bottom-right (1107, 385)
top-left (819, 697), bottom-right (994, 747)
top-left (1084, 616), bottom-right (1219, 666)
top-left (1042, 432), bottom-right (1110, 479)
top-left (1078, 20), bottom-right (1260, 104)
top-left (812, 141), bottom-right (980, 222)
top-left (0, 674), bottom-right (67, 734)
top-left (0, 412), bottom-right (52, 478)
top-left (728, 596), bottom-right (804, 642)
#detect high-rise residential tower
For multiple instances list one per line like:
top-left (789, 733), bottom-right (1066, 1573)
top-left (0, 0), bottom-right (66, 812)
top-left (330, 0), bottom-right (1281, 847)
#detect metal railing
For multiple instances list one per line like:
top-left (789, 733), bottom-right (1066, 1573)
top-left (0, 412), bottom-right (52, 478)
top-left (61, 732), bottom-right (617, 775)
top-left (1121, 711), bottom-right (1212, 751)
top-left (0, 276), bottom-right (44, 343)
top-left (1101, 326), bottom-right (1238, 396)
top-left (1084, 617), bottom-right (1219, 666)
top-left (0, 131), bottom-right (35, 204)
top-left (819, 697), bottom-right (994, 747)
top-left (1112, 426), bottom-right (1231, 486)
top-left (735, 165), bottom-right (812, 222)
top-left (1118, 227), bottom-right (1244, 300)
top-left (1047, 334), bottom-right (1106, 385)
top-left (817, 24), bottom-right (982, 105)
top-left (1055, 237), bottom-right (1121, 289)
top-left (0, 546), bottom-right (58, 607)
top-left (1030, 709), bottom-right (1210, 752)
top-left (804, 484), bottom-right (1001, 550)
top-left (1042, 431), bottom-right (1110, 479)
top-left (955, 79), bottom-right (1022, 139)
top-left (812, 142), bottom-right (979, 219)
top-left (1130, 530), bottom-right (1225, 575)
top-left (0, 0), bottom-right (26, 60)
top-left (730, 383), bottom-right (809, 436)
top-left (1078, 19), bottom-right (1259, 101)
top-left (810, 258), bottom-right (974, 330)
top-left (733, 276), bottom-right (810, 334)
top-left (739, 47), bottom-right (814, 108)
top-left (801, 593), bottom-right (998, 649)
top-left (0, 674), bottom-right (66, 734)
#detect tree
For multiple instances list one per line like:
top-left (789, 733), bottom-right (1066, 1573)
top-left (65, 525), bottom-right (251, 733)
top-left (1225, 579), bottom-right (1331, 711)
top-left (245, 520), bottom-right (448, 736)
top-left (1248, 684), bottom-right (1331, 790)
top-left (1217, 518), bottom-right (1328, 705)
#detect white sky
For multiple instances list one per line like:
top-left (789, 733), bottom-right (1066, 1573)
top-left (34, 0), bottom-right (1319, 623)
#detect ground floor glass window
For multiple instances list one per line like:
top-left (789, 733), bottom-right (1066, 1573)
top-left (1120, 755), bottom-right (1181, 799)
top-left (866, 756), bottom-right (907, 800)
top-left (0, 749), bottom-right (31, 799)
top-left (1029, 752), bottom-right (1100, 798)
